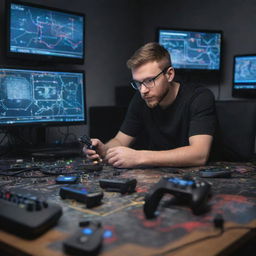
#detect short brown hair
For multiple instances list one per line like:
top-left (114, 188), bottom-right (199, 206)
top-left (127, 42), bottom-right (172, 70)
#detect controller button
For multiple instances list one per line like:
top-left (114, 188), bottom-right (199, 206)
top-left (82, 227), bottom-right (93, 235)
top-left (79, 235), bottom-right (89, 243)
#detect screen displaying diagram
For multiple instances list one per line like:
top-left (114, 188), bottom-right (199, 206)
top-left (158, 29), bottom-right (221, 70)
top-left (233, 56), bottom-right (256, 89)
top-left (0, 68), bottom-right (86, 125)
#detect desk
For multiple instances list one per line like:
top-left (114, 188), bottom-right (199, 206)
top-left (0, 159), bottom-right (255, 256)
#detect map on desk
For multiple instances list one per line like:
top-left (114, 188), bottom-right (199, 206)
top-left (0, 159), bottom-right (256, 256)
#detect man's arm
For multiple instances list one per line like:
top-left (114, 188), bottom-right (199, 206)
top-left (105, 131), bottom-right (135, 149)
top-left (105, 134), bottom-right (213, 168)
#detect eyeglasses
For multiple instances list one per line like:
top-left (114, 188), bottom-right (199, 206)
top-left (130, 66), bottom-right (171, 90)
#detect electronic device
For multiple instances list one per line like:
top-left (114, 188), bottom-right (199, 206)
top-left (157, 28), bottom-right (222, 71)
top-left (55, 175), bottom-right (79, 184)
top-left (0, 67), bottom-right (86, 127)
top-left (59, 185), bottom-right (103, 208)
top-left (0, 189), bottom-right (62, 239)
top-left (199, 167), bottom-right (232, 178)
top-left (143, 177), bottom-right (211, 219)
top-left (232, 54), bottom-right (256, 98)
top-left (78, 134), bottom-right (95, 150)
top-left (99, 178), bottom-right (137, 194)
top-left (6, 0), bottom-right (85, 64)
top-left (63, 221), bottom-right (104, 255)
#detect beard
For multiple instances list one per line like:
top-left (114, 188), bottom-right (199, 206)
top-left (144, 86), bottom-right (170, 108)
top-left (145, 98), bottom-right (159, 108)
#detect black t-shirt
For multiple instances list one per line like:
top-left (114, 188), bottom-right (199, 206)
top-left (120, 82), bottom-right (216, 150)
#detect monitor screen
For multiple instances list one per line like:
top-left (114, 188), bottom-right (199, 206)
top-left (0, 67), bottom-right (86, 126)
top-left (6, 0), bottom-right (85, 64)
top-left (157, 28), bottom-right (222, 71)
top-left (232, 55), bottom-right (256, 98)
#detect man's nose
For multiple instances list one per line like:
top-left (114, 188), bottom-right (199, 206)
top-left (140, 83), bottom-right (149, 93)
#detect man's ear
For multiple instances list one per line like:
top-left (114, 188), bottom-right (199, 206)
top-left (166, 67), bottom-right (175, 82)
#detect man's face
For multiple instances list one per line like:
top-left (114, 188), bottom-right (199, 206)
top-left (131, 61), bottom-right (174, 108)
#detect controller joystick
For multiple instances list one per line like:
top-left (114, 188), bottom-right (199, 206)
top-left (143, 177), bottom-right (211, 219)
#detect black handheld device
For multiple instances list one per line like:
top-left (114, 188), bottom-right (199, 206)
top-left (0, 189), bottom-right (62, 239)
top-left (99, 178), bottom-right (137, 194)
top-left (78, 134), bottom-right (95, 150)
top-left (56, 175), bottom-right (79, 184)
top-left (63, 221), bottom-right (104, 255)
top-left (59, 185), bottom-right (103, 208)
top-left (199, 167), bottom-right (232, 178)
top-left (143, 177), bottom-right (211, 219)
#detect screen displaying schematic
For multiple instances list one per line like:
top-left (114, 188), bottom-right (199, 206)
top-left (158, 29), bottom-right (222, 70)
top-left (0, 68), bottom-right (86, 125)
top-left (8, 1), bottom-right (84, 60)
top-left (233, 55), bottom-right (256, 90)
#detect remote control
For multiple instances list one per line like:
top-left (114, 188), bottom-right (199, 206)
top-left (0, 189), bottom-right (62, 239)
top-left (99, 178), bottom-right (137, 194)
top-left (143, 177), bottom-right (211, 219)
top-left (78, 134), bottom-right (96, 150)
top-left (63, 222), bottom-right (103, 255)
top-left (79, 135), bottom-right (102, 164)
top-left (59, 185), bottom-right (103, 208)
top-left (56, 175), bottom-right (79, 184)
top-left (199, 167), bottom-right (232, 178)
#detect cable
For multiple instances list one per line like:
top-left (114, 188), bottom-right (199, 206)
top-left (152, 214), bottom-right (255, 256)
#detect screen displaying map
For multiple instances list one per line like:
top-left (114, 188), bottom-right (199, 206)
top-left (158, 29), bottom-right (222, 70)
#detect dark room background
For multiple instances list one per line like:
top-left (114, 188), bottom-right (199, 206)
top-left (0, 0), bottom-right (255, 145)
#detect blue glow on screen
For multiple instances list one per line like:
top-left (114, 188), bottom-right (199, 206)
top-left (0, 68), bottom-right (86, 125)
top-left (10, 3), bottom-right (84, 59)
top-left (234, 56), bottom-right (256, 84)
top-left (158, 29), bottom-right (221, 70)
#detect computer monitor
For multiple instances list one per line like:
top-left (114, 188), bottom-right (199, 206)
top-left (157, 28), bottom-right (222, 71)
top-left (0, 67), bottom-right (86, 127)
top-left (232, 54), bottom-right (256, 98)
top-left (6, 0), bottom-right (85, 64)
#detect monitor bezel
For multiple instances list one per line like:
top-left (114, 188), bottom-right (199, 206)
top-left (0, 65), bottom-right (87, 127)
top-left (156, 27), bottom-right (223, 72)
top-left (232, 54), bottom-right (256, 98)
top-left (5, 0), bottom-right (85, 64)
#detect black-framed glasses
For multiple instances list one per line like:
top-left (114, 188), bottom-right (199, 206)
top-left (130, 65), bottom-right (171, 90)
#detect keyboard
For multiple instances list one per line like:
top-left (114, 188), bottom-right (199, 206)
top-left (0, 189), bottom-right (62, 239)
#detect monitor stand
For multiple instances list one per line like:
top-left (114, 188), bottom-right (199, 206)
top-left (4, 127), bottom-right (81, 158)
top-left (28, 127), bottom-right (81, 158)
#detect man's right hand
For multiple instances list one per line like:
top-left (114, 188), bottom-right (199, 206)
top-left (83, 138), bottom-right (106, 162)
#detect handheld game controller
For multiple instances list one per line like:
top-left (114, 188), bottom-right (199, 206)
top-left (78, 134), bottom-right (96, 150)
top-left (99, 178), bottom-right (137, 194)
top-left (60, 185), bottom-right (103, 208)
top-left (143, 177), bottom-right (211, 219)
top-left (199, 167), bottom-right (232, 178)
top-left (63, 221), bottom-right (103, 255)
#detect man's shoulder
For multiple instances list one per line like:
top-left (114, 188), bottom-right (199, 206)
top-left (180, 82), bottom-right (214, 101)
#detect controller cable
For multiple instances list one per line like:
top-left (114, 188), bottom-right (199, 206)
top-left (153, 214), bottom-right (256, 256)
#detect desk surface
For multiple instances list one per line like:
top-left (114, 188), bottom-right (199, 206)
top-left (0, 158), bottom-right (256, 256)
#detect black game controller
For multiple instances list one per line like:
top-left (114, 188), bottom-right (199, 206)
top-left (199, 167), bottom-right (232, 178)
top-left (99, 178), bottom-right (137, 194)
top-left (63, 221), bottom-right (103, 255)
top-left (59, 185), bottom-right (103, 208)
top-left (78, 134), bottom-right (96, 150)
top-left (143, 177), bottom-right (211, 219)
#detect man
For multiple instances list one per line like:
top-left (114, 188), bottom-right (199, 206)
top-left (84, 42), bottom-right (216, 168)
